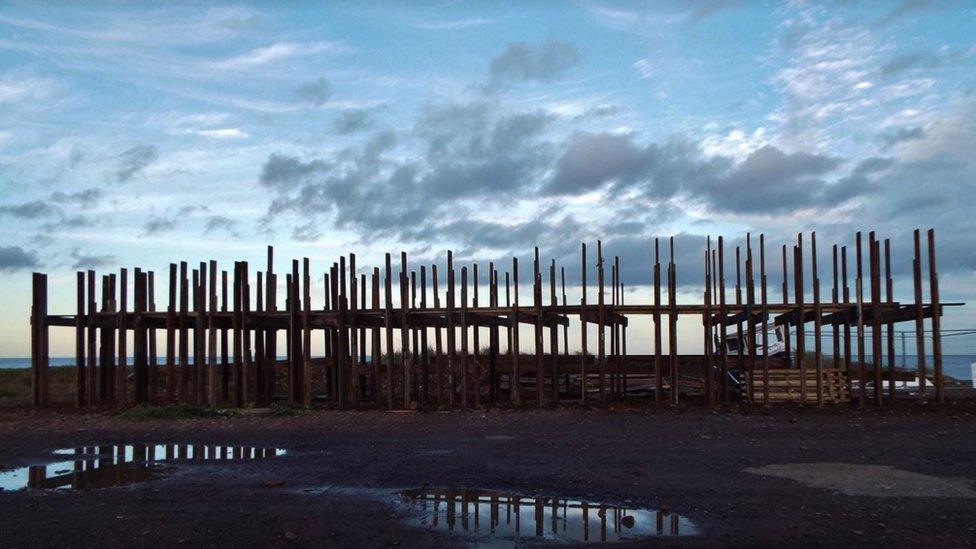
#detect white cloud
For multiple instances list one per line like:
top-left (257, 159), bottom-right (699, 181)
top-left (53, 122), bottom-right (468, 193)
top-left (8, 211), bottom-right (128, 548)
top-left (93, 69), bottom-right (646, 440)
top-left (211, 41), bottom-right (342, 70)
top-left (0, 75), bottom-right (56, 104)
top-left (632, 59), bottom-right (653, 78)
top-left (414, 17), bottom-right (502, 30)
top-left (196, 128), bottom-right (249, 139)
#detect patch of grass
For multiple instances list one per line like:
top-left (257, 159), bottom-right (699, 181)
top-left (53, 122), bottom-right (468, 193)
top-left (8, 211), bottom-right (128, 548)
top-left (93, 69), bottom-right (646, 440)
top-left (118, 404), bottom-right (237, 421)
top-left (267, 403), bottom-right (310, 417)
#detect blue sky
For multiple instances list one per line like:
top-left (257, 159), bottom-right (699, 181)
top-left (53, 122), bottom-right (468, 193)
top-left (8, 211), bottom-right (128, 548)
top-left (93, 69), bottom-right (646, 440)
top-left (1, 1), bottom-right (975, 357)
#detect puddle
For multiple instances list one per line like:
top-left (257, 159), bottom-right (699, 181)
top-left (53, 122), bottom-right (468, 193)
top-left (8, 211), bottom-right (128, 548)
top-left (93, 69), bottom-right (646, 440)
top-left (0, 444), bottom-right (286, 492)
top-left (399, 488), bottom-right (697, 544)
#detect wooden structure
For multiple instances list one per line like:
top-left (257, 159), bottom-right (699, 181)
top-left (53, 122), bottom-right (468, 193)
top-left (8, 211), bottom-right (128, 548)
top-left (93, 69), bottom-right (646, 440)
top-left (29, 228), bottom-right (955, 409)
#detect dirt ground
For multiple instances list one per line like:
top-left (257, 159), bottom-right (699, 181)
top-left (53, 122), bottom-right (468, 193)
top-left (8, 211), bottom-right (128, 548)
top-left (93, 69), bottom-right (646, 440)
top-left (1, 402), bottom-right (975, 548)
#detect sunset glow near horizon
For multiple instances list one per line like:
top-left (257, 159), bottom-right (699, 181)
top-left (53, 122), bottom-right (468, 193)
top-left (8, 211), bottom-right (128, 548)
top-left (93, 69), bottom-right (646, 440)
top-left (1, 1), bottom-right (975, 357)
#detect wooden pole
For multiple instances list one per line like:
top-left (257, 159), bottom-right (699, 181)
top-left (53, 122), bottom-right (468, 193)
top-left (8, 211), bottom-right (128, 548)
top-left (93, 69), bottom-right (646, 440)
top-left (913, 230), bottom-right (927, 400)
top-left (31, 273), bottom-right (49, 406)
top-left (927, 229), bottom-right (943, 405)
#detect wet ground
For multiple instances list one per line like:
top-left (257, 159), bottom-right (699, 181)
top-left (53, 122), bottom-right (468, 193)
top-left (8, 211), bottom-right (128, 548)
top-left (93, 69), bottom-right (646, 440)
top-left (1, 403), bottom-right (975, 547)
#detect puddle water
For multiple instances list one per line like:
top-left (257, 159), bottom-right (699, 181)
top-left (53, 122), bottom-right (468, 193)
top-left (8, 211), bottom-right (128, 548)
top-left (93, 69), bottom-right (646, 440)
top-left (399, 488), bottom-right (697, 544)
top-left (0, 444), bottom-right (286, 492)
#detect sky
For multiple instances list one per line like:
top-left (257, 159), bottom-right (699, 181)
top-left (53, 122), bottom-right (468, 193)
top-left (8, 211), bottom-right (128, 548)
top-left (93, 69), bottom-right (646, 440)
top-left (1, 0), bottom-right (975, 358)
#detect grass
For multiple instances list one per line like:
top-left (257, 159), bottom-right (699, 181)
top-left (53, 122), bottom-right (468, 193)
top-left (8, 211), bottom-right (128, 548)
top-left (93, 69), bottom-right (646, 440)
top-left (118, 404), bottom-right (237, 421)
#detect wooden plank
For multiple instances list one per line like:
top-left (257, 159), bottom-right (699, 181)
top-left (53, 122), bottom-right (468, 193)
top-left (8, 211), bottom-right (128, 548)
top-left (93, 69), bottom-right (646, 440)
top-left (32, 273), bottom-right (49, 407)
top-left (74, 272), bottom-right (85, 407)
top-left (401, 252), bottom-right (411, 408)
top-left (812, 232), bottom-right (823, 406)
top-left (177, 263), bottom-right (188, 403)
top-left (87, 270), bottom-right (97, 408)
top-left (580, 242), bottom-right (588, 404)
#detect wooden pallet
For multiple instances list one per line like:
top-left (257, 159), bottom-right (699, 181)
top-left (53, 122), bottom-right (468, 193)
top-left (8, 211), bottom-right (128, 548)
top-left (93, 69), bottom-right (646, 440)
top-left (748, 368), bottom-right (850, 403)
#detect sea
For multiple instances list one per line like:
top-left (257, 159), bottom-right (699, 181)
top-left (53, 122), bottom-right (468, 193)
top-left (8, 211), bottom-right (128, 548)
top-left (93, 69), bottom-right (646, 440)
top-left (1, 355), bottom-right (973, 381)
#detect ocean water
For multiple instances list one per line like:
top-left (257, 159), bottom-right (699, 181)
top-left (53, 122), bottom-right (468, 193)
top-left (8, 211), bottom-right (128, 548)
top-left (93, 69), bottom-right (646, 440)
top-left (2, 355), bottom-right (973, 380)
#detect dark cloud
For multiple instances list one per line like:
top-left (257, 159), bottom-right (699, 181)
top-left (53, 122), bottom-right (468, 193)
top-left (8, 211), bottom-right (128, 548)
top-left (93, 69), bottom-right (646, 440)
top-left (143, 216), bottom-right (176, 235)
top-left (70, 249), bottom-right (116, 270)
top-left (875, 0), bottom-right (955, 27)
top-left (0, 245), bottom-right (39, 272)
top-left (259, 153), bottom-right (331, 190)
top-left (488, 41), bottom-right (579, 85)
top-left (689, 0), bottom-right (742, 23)
top-left (878, 127), bottom-right (925, 148)
top-left (295, 77), bottom-right (332, 107)
top-left (699, 145), bottom-right (844, 214)
top-left (204, 215), bottom-right (239, 237)
top-left (546, 134), bottom-right (856, 215)
top-left (0, 200), bottom-right (58, 219)
top-left (332, 109), bottom-right (374, 135)
top-left (880, 51), bottom-right (941, 78)
top-left (40, 215), bottom-right (96, 233)
top-left (48, 188), bottom-right (103, 208)
top-left (572, 104), bottom-right (622, 122)
top-left (116, 145), bottom-right (158, 182)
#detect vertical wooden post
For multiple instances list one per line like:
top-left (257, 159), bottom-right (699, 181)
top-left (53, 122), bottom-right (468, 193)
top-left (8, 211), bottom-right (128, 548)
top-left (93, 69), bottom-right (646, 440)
top-left (884, 239), bottom-right (895, 402)
top-left (194, 263), bottom-right (205, 405)
top-left (460, 266), bottom-right (469, 408)
top-left (349, 254), bottom-right (359, 405)
top-left (74, 272), bottom-right (85, 407)
top-left (31, 273), bottom-right (49, 406)
top-left (221, 270), bottom-right (230, 403)
top-left (745, 235), bottom-right (756, 404)
top-left (580, 243), bottom-right (588, 403)
top-left (549, 259), bottom-right (559, 404)
top-left (208, 260), bottom-right (218, 406)
top-left (832, 245), bottom-right (840, 372)
top-left (384, 253), bottom-right (395, 408)
top-left (760, 235), bottom-right (770, 406)
top-left (234, 263), bottom-right (244, 406)
top-left (446, 252), bottom-right (457, 406)
top-left (869, 234), bottom-right (883, 406)
top-left (668, 238), bottom-right (678, 405)
top-left (148, 271), bottom-right (158, 402)
top-left (781, 246), bottom-right (792, 370)
top-left (855, 232), bottom-right (866, 406)
top-left (913, 230), bottom-right (927, 400)
top-left (177, 263), bottom-right (188, 403)
top-left (490, 264), bottom-right (500, 404)
top-left (264, 246), bottom-right (275, 404)
top-left (301, 258), bottom-right (311, 407)
top-left (842, 246), bottom-right (853, 400)
top-left (473, 264), bottom-right (481, 408)
top-left (511, 257), bottom-right (521, 406)
top-left (86, 270), bottom-right (97, 408)
top-left (256, 271), bottom-right (267, 406)
top-left (400, 252), bottom-right (411, 408)
top-left (165, 263), bottom-right (177, 403)
top-left (420, 267), bottom-right (429, 405)
top-left (118, 267), bottom-right (128, 404)
top-left (793, 237), bottom-right (806, 403)
top-left (718, 239), bottom-right (728, 406)
top-left (655, 238), bottom-right (664, 403)
top-left (372, 268), bottom-right (381, 402)
top-left (431, 264), bottom-right (443, 405)
top-left (560, 265), bottom-right (568, 396)
top-left (703, 240), bottom-right (714, 405)
top-left (133, 269), bottom-right (148, 403)
top-left (597, 241), bottom-right (606, 402)
top-left (533, 248), bottom-right (544, 407)
top-left (927, 229), bottom-right (943, 405)
top-left (812, 232), bottom-right (823, 406)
